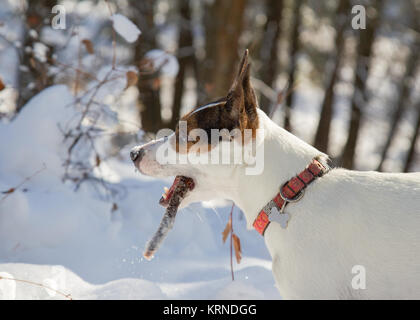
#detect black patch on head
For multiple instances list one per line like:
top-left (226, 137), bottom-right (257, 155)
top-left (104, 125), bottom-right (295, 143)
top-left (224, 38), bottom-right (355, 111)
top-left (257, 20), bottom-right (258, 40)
top-left (177, 49), bottom-right (258, 138)
top-left (193, 99), bottom-right (239, 137)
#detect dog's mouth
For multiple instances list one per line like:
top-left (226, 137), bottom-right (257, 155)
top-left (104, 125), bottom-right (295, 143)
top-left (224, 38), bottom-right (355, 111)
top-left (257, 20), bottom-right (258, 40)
top-left (159, 175), bottom-right (195, 207)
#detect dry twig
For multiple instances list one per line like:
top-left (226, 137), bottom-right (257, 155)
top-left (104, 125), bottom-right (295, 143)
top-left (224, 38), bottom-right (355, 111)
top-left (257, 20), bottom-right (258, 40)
top-left (1, 164), bottom-right (46, 202)
top-left (0, 275), bottom-right (72, 300)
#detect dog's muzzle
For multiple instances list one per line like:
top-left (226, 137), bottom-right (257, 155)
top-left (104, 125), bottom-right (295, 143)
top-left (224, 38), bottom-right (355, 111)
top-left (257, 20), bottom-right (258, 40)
top-left (130, 147), bottom-right (145, 164)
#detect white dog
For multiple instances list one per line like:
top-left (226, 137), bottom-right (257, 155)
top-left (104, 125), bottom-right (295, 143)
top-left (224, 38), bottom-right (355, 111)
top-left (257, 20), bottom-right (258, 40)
top-left (131, 50), bottom-right (420, 299)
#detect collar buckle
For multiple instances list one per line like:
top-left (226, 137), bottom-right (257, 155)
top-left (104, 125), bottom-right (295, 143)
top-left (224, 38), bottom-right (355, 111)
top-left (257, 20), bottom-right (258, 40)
top-left (279, 182), bottom-right (305, 206)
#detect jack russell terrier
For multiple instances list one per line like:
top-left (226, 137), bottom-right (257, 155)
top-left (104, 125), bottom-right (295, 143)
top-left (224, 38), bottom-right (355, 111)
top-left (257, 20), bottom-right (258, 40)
top-left (130, 50), bottom-right (420, 299)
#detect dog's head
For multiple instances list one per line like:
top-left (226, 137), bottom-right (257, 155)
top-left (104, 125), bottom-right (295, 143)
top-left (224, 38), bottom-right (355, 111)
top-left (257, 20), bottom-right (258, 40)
top-left (130, 50), bottom-right (263, 208)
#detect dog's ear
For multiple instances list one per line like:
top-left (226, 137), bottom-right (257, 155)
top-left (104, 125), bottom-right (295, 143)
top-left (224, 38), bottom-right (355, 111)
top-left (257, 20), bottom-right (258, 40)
top-left (226, 49), bottom-right (258, 129)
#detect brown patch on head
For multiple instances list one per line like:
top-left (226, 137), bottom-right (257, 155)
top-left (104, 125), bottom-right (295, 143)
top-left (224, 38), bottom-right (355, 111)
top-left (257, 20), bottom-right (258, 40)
top-left (175, 50), bottom-right (259, 152)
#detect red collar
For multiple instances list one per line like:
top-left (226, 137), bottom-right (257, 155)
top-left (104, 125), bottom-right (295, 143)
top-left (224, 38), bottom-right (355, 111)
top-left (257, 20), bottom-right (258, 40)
top-left (253, 159), bottom-right (328, 236)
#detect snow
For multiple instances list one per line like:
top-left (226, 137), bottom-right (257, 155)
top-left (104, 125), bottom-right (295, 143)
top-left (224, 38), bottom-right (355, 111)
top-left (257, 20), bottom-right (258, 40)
top-left (0, 85), bottom-right (279, 300)
top-left (0, 85), bottom-right (74, 180)
top-left (0, 264), bottom-right (165, 300)
top-left (0, 7), bottom-right (417, 296)
top-left (111, 14), bottom-right (141, 43)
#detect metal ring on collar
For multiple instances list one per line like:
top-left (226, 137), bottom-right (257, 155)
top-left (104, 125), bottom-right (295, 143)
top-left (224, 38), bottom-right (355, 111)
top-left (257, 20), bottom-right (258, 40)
top-left (279, 182), bottom-right (305, 203)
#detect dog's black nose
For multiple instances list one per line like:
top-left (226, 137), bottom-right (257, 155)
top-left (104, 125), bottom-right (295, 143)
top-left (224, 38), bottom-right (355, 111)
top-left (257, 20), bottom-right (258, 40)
top-left (130, 148), bottom-right (144, 162)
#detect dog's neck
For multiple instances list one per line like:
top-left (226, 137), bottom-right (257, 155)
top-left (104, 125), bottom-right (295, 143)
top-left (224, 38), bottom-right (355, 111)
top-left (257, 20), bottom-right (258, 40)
top-left (231, 109), bottom-right (327, 229)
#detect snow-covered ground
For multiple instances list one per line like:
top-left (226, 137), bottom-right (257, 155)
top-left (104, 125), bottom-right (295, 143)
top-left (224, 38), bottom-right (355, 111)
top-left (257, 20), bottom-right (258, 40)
top-left (1, 2), bottom-right (417, 299)
top-left (0, 85), bottom-right (280, 300)
top-left (0, 5), bottom-right (279, 299)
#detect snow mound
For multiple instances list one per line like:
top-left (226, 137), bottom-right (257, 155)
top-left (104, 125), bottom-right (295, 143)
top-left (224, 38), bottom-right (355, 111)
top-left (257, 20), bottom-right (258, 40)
top-left (0, 85), bottom-right (75, 181)
top-left (0, 264), bottom-right (165, 300)
top-left (0, 85), bottom-right (279, 300)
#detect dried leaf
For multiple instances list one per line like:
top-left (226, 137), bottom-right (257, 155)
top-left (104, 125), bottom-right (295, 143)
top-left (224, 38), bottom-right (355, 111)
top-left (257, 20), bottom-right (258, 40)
top-left (0, 77), bottom-right (5, 91)
top-left (95, 154), bottom-right (101, 167)
top-left (27, 15), bottom-right (40, 28)
top-left (222, 217), bottom-right (232, 243)
top-left (82, 39), bottom-right (94, 54)
top-left (232, 233), bottom-right (242, 264)
top-left (152, 77), bottom-right (161, 90)
top-left (204, 83), bottom-right (214, 94)
top-left (2, 188), bottom-right (15, 195)
top-left (277, 90), bottom-right (284, 104)
top-left (126, 71), bottom-right (138, 88)
top-left (29, 57), bottom-right (36, 68)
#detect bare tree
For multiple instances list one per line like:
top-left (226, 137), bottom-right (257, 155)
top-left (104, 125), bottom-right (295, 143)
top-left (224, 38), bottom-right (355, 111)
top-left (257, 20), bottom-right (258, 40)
top-left (258, 0), bottom-right (284, 114)
top-left (403, 101), bottom-right (420, 172)
top-left (376, 48), bottom-right (419, 171)
top-left (313, 0), bottom-right (350, 154)
top-left (376, 1), bottom-right (420, 171)
top-left (169, 0), bottom-right (196, 130)
top-left (131, 0), bottom-right (163, 133)
top-left (340, 0), bottom-right (382, 169)
top-left (200, 0), bottom-right (247, 101)
top-left (16, 0), bottom-right (56, 112)
top-left (283, 0), bottom-right (304, 132)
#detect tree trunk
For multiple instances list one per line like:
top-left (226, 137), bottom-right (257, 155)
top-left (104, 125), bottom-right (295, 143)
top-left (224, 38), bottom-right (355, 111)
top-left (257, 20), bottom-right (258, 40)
top-left (313, 0), bottom-right (350, 154)
top-left (131, 0), bottom-right (163, 134)
top-left (340, 0), bottom-right (382, 169)
top-left (16, 0), bottom-right (56, 112)
top-left (258, 0), bottom-right (284, 114)
top-left (376, 25), bottom-right (420, 171)
top-left (283, 0), bottom-right (303, 132)
top-left (403, 102), bottom-right (420, 172)
top-left (169, 0), bottom-right (195, 130)
top-left (200, 0), bottom-right (247, 101)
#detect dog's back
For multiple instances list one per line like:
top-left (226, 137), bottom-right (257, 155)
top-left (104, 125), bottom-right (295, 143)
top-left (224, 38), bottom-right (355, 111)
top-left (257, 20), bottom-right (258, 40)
top-left (266, 169), bottom-right (420, 299)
